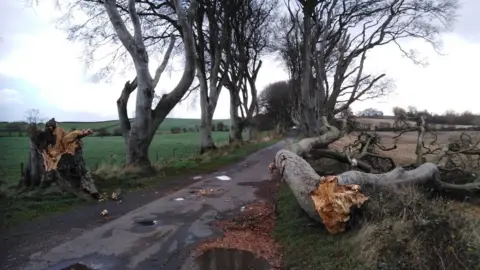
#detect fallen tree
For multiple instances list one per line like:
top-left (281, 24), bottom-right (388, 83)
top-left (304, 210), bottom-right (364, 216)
top-left (271, 116), bottom-right (480, 234)
top-left (19, 118), bottom-right (100, 200)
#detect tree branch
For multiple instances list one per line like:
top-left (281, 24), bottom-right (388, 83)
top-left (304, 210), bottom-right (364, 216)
top-left (152, 35), bottom-right (176, 89)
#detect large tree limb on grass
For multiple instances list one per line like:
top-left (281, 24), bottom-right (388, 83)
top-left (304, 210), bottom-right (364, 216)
top-left (271, 119), bottom-right (480, 234)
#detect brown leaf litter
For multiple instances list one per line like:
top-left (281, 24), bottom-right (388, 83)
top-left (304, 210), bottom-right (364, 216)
top-left (195, 201), bottom-right (283, 269)
top-left (193, 188), bottom-right (226, 198)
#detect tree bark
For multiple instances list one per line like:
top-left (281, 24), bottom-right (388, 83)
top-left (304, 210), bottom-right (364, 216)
top-left (197, 63), bottom-right (219, 153)
top-left (24, 141), bottom-right (45, 187)
top-left (299, 7), bottom-right (320, 137)
top-left (195, 2), bottom-right (227, 154)
top-left (200, 103), bottom-right (216, 154)
top-left (229, 92), bottom-right (243, 143)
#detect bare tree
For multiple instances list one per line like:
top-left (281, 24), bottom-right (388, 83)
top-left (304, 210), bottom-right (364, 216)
top-left (258, 80), bottom-right (297, 133)
top-left (222, 0), bottom-right (277, 142)
top-left (267, 0), bottom-right (469, 235)
top-left (194, 0), bottom-right (231, 153)
top-left (25, 109), bottom-right (44, 126)
top-left (280, 0), bottom-right (456, 137)
top-left (59, 0), bottom-right (182, 80)
top-left (72, 0), bottom-right (197, 168)
top-left (57, 0), bottom-right (199, 167)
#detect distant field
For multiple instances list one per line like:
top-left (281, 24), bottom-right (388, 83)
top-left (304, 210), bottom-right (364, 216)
top-left (356, 117), bottom-right (473, 129)
top-left (0, 118), bottom-right (231, 135)
top-left (0, 132), bottom-right (231, 187)
top-left (331, 130), bottom-right (480, 165)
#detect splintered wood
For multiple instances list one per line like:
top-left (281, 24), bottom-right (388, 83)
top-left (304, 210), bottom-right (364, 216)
top-left (310, 175), bottom-right (369, 234)
top-left (42, 127), bottom-right (92, 171)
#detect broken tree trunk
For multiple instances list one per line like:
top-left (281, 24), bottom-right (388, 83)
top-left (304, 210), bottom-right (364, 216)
top-left (20, 120), bottom-right (99, 199)
top-left (272, 119), bottom-right (480, 234)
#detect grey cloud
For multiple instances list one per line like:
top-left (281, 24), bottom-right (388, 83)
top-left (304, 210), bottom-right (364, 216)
top-left (452, 0), bottom-right (480, 42)
top-left (0, 74), bottom-right (114, 122)
top-left (0, 1), bottom-right (45, 59)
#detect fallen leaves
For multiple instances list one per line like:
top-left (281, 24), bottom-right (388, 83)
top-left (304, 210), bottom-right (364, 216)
top-left (268, 163), bottom-right (276, 174)
top-left (194, 188), bottom-right (225, 197)
top-left (196, 202), bottom-right (283, 269)
top-left (111, 188), bottom-right (122, 201)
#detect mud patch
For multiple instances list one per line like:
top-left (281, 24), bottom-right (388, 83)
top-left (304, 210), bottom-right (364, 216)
top-left (60, 263), bottom-right (93, 270)
top-left (131, 219), bottom-right (162, 233)
top-left (239, 174), bottom-right (281, 204)
top-left (136, 219), bottom-right (157, 226)
top-left (197, 248), bottom-right (270, 270)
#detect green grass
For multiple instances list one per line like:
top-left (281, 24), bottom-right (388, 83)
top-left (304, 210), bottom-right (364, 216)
top-left (275, 184), bottom-right (480, 270)
top-left (0, 132), bottom-right (231, 187)
top-left (0, 132), bottom-right (281, 229)
top-left (274, 185), bottom-right (364, 270)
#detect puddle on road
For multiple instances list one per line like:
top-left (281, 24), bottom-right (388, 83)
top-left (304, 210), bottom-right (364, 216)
top-left (60, 263), bottom-right (93, 270)
top-left (135, 219), bottom-right (157, 226)
top-left (197, 248), bottom-right (270, 270)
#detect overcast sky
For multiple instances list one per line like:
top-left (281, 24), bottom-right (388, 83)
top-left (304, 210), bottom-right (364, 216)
top-left (0, 0), bottom-right (479, 122)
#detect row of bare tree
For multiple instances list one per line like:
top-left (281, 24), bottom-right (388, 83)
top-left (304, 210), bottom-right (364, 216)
top-left (57, 0), bottom-right (278, 168)
top-left (55, 0), bottom-right (458, 169)
top-left (270, 0), bottom-right (456, 138)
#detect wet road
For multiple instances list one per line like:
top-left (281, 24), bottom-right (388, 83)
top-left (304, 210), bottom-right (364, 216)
top-left (1, 141), bottom-right (285, 270)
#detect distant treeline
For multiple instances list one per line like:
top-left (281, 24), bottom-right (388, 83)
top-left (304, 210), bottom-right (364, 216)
top-left (351, 121), bottom-right (480, 133)
top-left (392, 106), bottom-right (480, 126)
top-left (0, 121), bottom-right (232, 137)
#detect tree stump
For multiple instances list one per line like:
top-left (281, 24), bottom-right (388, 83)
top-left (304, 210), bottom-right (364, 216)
top-left (19, 118), bottom-right (99, 199)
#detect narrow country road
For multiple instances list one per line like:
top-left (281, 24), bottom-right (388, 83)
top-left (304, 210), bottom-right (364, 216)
top-left (0, 139), bottom-right (287, 270)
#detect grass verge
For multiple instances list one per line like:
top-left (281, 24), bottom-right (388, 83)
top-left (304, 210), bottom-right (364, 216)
top-left (0, 137), bottom-right (281, 229)
top-left (275, 184), bottom-right (480, 270)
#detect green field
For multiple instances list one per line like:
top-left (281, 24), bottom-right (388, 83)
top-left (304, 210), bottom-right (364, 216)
top-left (0, 118), bottom-right (231, 135)
top-left (0, 131), bottom-right (232, 187)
